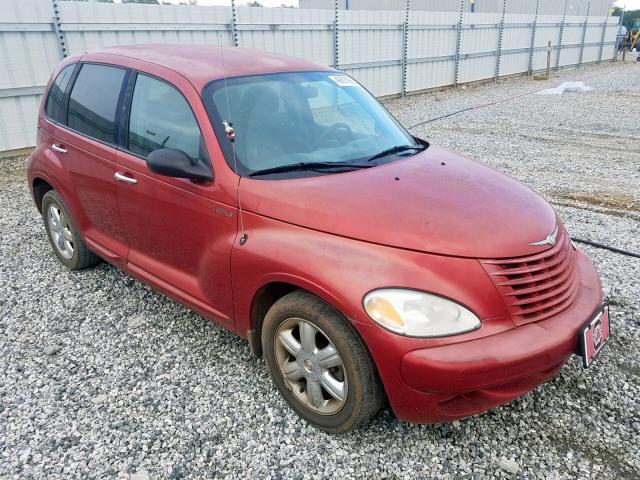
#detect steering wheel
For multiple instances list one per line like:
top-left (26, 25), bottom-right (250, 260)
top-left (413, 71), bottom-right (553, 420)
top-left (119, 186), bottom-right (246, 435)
top-left (315, 123), bottom-right (353, 148)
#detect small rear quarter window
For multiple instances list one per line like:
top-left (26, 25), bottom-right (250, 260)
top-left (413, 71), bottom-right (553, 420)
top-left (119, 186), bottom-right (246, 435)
top-left (44, 63), bottom-right (76, 124)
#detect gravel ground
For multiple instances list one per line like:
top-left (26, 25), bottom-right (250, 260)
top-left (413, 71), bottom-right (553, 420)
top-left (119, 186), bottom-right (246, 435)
top-left (1, 62), bottom-right (639, 479)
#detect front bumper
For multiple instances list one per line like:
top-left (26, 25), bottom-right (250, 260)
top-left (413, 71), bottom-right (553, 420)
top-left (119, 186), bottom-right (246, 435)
top-left (382, 252), bottom-right (603, 423)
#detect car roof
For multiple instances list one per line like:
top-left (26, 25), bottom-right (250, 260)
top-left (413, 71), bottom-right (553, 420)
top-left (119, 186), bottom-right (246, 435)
top-left (84, 44), bottom-right (334, 91)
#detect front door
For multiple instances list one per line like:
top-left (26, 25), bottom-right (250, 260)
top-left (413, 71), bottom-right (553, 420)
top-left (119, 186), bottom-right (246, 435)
top-left (115, 72), bottom-right (237, 326)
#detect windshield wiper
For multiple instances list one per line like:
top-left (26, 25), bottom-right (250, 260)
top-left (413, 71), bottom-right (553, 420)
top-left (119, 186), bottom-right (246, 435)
top-left (249, 162), bottom-right (373, 177)
top-left (366, 144), bottom-right (426, 162)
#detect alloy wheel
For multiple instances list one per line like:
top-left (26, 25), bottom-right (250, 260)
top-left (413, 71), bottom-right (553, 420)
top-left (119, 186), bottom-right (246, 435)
top-left (47, 203), bottom-right (74, 260)
top-left (274, 317), bottom-right (348, 415)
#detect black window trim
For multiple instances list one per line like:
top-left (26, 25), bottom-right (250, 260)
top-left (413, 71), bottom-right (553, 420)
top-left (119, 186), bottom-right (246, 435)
top-left (117, 69), bottom-right (138, 150)
top-left (113, 68), bottom-right (132, 148)
top-left (51, 61), bottom-right (130, 150)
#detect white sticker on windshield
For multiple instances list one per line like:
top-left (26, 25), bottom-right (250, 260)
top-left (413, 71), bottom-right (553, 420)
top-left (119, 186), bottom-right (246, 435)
top-left (328, 75), bottom-right (360, 87)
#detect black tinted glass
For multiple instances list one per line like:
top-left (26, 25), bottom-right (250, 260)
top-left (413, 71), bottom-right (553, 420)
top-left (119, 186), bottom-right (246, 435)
top-left (128, 74), bottom-right (201, 160)
top-left (68, 64), bottom-right (126, 143)
top-left (45, 64), bottom-right (75, 124)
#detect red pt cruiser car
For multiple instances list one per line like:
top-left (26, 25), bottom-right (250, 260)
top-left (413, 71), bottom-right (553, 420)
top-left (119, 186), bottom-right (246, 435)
top-left (28, 45), bottom-right (610, 433)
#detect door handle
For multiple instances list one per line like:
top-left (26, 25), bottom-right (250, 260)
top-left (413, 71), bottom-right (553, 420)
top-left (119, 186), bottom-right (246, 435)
top-left (114, 172), bottom-right (138, 184)
top-left (51, 144), bottom-right (67, 154)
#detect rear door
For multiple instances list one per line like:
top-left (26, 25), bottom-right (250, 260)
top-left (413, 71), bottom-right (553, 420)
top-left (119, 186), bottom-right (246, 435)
top-left (114, 70), bottom-right (237, 326)
top-left (50, 63), bottom-right (131, 263)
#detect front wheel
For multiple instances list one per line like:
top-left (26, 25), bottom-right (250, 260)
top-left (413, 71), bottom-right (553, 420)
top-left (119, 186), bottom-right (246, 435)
top-left (262, 290), bottom-right (384, 433)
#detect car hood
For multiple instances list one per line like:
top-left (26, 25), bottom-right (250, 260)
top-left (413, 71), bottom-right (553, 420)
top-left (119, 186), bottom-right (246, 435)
top-left (238, 145), bottom-right (557, 258)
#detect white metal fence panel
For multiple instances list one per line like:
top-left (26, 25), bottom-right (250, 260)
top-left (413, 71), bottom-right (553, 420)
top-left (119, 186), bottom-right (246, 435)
top-left (560, 17), bottom-right (587, 67)
top-left (583, 19), bottom-right (606, 63)
top-left (1, 0), bottom-right (60, 152)
top-left (301, 0), bottom-right (469, 13)
top-left (236, 7), bottom-right (334, 66)
top-left (0, 0), bottom-right (622, 154)
top-left (406, 11), bottom-right (460, 92)
top-left (531, 16), bottom-right (562, 71)
top-left (498, 15), bottom-right (534, 77)
top-left (476, 0), bottom-right (610, 17)
top-left (300, 0), bottom-right (612, 17)
top-left (458, 13), bottom-right (499, 84)
top-left (58, 2), bottom-right (233, 53)
top-left (338, 10), bottom-right (405, 97)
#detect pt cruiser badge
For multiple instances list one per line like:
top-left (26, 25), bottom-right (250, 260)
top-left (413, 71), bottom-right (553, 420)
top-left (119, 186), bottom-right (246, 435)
top-left (529, 224), bottom-right (559, 246)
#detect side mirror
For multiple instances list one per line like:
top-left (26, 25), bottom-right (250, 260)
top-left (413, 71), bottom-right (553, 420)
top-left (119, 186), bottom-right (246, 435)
top-left (147, 148), bottom-right (212, 182)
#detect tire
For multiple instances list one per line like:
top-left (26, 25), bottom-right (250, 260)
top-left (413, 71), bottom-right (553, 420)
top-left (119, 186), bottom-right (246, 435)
top-left (262, 290), bottom-right (384, 433)
top-left (42, 190), bottom-right (100, 270)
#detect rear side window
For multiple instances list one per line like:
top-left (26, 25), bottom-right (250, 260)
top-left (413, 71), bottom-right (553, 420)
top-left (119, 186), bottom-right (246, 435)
top-left (128, 74), bottom-right (201, 160)
top-left (67, 64), bottom-right (126, 143)
top-left (45, 64), bottom-right (76, 124)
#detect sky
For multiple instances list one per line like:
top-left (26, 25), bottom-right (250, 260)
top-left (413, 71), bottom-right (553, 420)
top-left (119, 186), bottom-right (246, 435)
top-left (617, 0), bottom-right (640, 9)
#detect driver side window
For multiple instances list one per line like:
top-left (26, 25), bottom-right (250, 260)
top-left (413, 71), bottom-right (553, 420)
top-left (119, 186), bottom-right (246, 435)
top-left (128, 74), bottom-right (202, 161)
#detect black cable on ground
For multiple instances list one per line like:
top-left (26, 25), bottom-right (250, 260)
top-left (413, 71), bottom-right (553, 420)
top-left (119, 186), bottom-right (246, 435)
top-left (409, 89), bottom-right (535, 129)
top-left (407, 65), bottom-right (627, 130)
top-left (572, 238), bottom-right (640, 259)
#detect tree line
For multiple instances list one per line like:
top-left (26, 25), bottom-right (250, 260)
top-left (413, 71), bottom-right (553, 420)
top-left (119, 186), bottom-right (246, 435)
top-left (613, 7), bottom-right (640, 30)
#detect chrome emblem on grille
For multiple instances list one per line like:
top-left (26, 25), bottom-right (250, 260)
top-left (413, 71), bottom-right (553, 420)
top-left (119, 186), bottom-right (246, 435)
top-left (529, 225), bottom-right (558, 246)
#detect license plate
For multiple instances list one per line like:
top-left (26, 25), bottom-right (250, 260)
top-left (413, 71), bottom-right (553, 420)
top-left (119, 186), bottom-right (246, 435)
top-left (578, 305), bottom-right (610, 368)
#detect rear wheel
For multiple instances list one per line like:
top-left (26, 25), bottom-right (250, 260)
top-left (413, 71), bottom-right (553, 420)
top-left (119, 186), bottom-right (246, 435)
top-left (42, 190), bottom-right (100, 270)
top-left (262, 290), bottom-right (383, 433)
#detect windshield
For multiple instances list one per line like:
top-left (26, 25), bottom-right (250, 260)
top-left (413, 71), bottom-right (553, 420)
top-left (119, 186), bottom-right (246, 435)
top-left (202, 71), bottom-right (420, 178)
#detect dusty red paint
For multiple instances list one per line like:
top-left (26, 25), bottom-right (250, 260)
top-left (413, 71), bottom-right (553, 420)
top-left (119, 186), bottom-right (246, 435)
top-left (28, 45), bottom-right (604, 423)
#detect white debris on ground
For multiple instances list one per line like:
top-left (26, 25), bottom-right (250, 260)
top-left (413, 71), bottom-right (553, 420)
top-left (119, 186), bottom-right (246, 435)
top-left (0, 62), bottom-right (638, 479)
top-left (535, 81), bottom-right (594, 95)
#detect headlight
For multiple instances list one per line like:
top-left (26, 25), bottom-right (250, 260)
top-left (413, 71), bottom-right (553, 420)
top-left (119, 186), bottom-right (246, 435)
top-left (363, 289), bottom-right (481, 338)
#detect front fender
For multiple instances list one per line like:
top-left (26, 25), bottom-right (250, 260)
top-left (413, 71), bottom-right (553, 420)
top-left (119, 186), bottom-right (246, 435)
top-left (230, 211), bottom-right (516, 412)
top-left (231, 211), bottom-right (513, 347)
